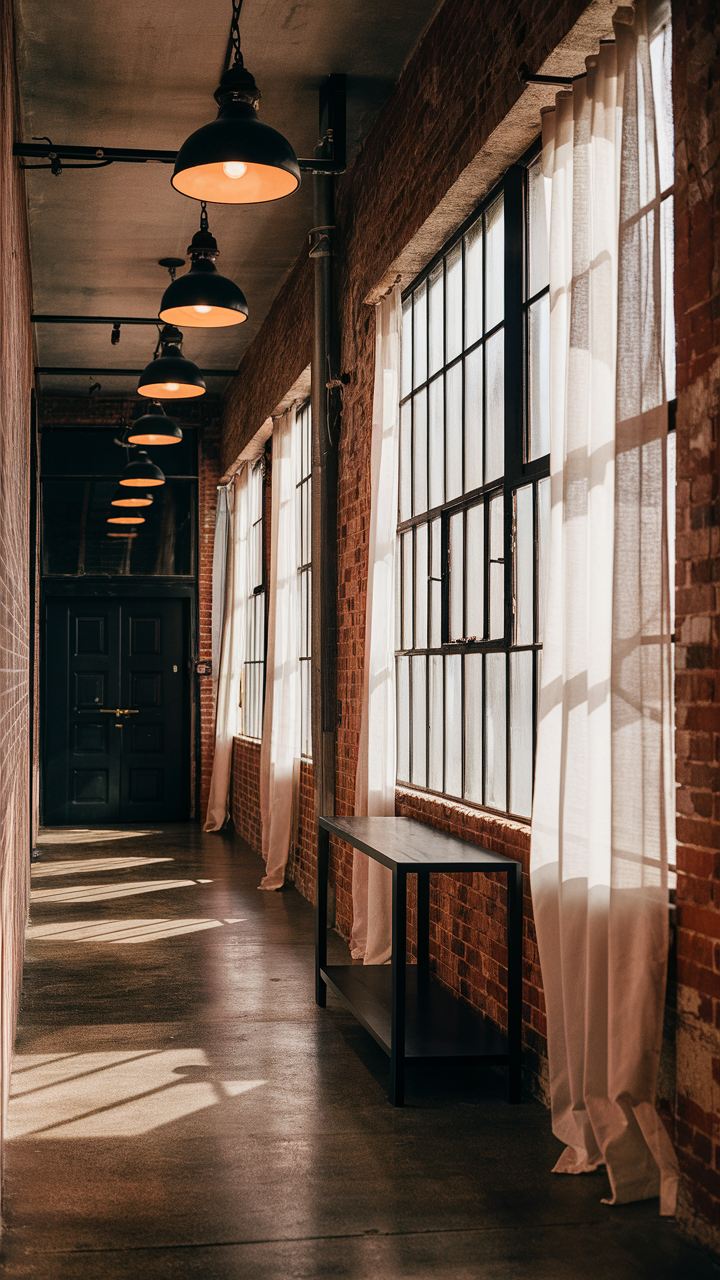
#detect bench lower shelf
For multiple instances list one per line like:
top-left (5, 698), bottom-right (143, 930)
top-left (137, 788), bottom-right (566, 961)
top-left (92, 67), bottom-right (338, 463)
top-left (321, 964), bottom-right (509, 1063)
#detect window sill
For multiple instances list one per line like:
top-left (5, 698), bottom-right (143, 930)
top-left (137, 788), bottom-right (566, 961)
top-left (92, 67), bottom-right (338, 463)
top-left (395, 785), bottom-right (532, 849)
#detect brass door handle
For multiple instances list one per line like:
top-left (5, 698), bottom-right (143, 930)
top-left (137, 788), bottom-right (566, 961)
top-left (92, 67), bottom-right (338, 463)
top-left (89, 708), bottom-right (139, 716)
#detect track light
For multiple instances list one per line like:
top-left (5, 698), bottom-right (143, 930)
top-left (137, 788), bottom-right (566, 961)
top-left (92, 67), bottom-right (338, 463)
top-left (171, 2), bottom-right (300, 207)
top-left (127, 403), bottom-right (183, 446)
top-left (159, 205), bottom-right (248, 328)
top-left (118, 450), bottom-right (165, 488)
top-left (137, 325), bottom-right (206, 400)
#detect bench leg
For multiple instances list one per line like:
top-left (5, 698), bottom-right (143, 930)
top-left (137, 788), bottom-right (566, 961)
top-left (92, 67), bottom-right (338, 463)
top-left (315, 825), bottom-right (329, 1008)
top-left (507, 861), bottom-right (523, 1102)
top-left (390, 867), bottom-right (407, 1106)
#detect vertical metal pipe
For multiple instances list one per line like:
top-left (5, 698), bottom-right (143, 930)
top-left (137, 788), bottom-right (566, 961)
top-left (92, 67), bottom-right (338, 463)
top-left (310, 151), bottom-right (338, 821)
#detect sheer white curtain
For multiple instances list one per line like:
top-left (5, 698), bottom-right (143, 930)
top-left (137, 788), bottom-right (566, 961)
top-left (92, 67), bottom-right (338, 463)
top-left (259, 406), bottom-right (301, 890)
top-left (531, 1), bottom-right (679, 1214)
top-left (352, 288), bottom-right (400, 964)
top-left (204, 471), bottom-right (250, 831)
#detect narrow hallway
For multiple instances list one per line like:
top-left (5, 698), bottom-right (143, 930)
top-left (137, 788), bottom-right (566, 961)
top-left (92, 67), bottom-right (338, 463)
top-left (0, 827), bottom-right (715, 1279)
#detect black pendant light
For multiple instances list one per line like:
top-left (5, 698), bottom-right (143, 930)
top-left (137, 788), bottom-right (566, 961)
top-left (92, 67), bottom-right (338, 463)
top-left (110, 485), bottom-right (154, 507)
top-left (171, 1), bottom-right (300, 205)
top-left (159, 205), bottom-right (249, 328)
top-left (107, 514), bottom-right (146, 525)
top-left (137, 325), bottom-right (206, 400)
top-left (118, 450), bottom-right (165, 489)
top-left (127, 402), bottom-right (183, 446)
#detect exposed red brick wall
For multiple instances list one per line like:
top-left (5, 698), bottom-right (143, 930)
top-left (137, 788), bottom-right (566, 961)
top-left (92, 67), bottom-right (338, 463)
top-left (231, 735), bottom-right (262, 854)
top-left (671, 0), bottom-right (720, 1250)
top-left (0, 0), bottom-right (34, 1188)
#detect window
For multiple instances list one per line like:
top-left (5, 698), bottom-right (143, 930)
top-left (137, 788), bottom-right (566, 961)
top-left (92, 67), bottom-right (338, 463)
top-left (296, 401), bottom-right (312, 758)
top-left (240, 460), bottom-right (266, 739)
top-left (396, 156), bottom-right (550, 819)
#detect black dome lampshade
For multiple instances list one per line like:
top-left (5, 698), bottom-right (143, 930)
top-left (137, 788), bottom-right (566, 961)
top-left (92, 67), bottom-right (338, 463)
top-left (128, 402), bottom-right (183, 446)
top-left (159, 207), bottom-right (249, 328)
top-left (171, 58), bottom-right (300, 205)
top-left (110, 484), bottom-right (154, 508)
top-left (138, 325), bottom-right (206, 400)
top-left (118, 450), bottom-right (165, 489)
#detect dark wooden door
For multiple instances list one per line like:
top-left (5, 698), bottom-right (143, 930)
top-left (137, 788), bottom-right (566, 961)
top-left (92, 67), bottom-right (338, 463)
top-left (44, 598), bottom-right (189, 823)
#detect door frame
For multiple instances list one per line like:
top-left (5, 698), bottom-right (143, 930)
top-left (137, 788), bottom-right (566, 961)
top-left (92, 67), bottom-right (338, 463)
top-left (41, 578), bottom-right (198, 822)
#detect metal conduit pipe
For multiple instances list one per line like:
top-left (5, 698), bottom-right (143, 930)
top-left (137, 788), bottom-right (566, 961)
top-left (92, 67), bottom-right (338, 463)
top-left (309, 75), bottom-right (345, 825)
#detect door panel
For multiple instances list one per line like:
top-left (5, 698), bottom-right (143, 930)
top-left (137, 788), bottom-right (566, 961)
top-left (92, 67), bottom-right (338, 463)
top-left (44, 598), bottom-right (189, 823)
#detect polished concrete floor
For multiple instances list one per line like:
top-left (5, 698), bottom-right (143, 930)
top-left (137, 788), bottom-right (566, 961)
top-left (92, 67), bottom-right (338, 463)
top-left (1, 824), bottom-right (717, 1279)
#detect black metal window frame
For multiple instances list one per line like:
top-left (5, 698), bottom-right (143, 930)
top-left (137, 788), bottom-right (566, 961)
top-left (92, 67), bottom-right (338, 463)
top-left (296, 400), bottom-right (312, 759)
top-left (396, 146), bottom-right (551, 821)
top-left (241, 459), bottom-right (267, 740)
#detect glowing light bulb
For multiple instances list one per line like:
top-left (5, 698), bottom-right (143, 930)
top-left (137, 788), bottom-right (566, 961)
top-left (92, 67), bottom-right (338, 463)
top-left (223, 161), bottom-right (247, 180)
top-left (164, 382), bottom-right (180, 392)
top-left (193, 305), bottom-right (212, 315)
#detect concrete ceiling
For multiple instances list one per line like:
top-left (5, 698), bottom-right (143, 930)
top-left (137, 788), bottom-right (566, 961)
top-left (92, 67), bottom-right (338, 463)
top-left (15, 0), bottom-right (440, 400)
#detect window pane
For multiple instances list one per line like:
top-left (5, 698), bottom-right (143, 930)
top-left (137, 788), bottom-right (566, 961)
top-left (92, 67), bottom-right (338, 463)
top-left (402, 528), bottom-right (413, 649)
top-left (399, 400), bottom-right (412, 521)
top-left (415, 521), bottom-right (428, 649)
top-left (413, 390), bottom-right (428, 515)
top-left (514, 484), bottom-right (534, 646)
top-left (395, 532), bottom-right (402, 648)
top-left (397, 657), bottom-right (410, 783)
top-left (428, 654), bottom-right (444, 791)
top-left (464, 219), bottom-right (483, 349)
top-left (446, 361), bottom-right (463, 501)
top-left (510, 649), bottom-right (533, 819)
top-left (484, 652), bottom-right (506, 810)
top-left (464, 346), bottom-right (483, 493)
top-left (301, 659), bottom-right (311, 757)
top-left (466, 501), bottom-right (484, 641)
top-left (528, 293), bottom-right (550, 460)
top-left (464, 653), bottom-right (483, 804)
top-left (445, 654), bottom-right (462, 799)
top-left (430, 517), bottom-right (442, 648)
top-left (413, 282), bottom-right (427, 389)
top-left (661, 196), bottom-right (675, 402)
top-left (411, 655), bottom-right (427, 787)
top-left (489, 494), bottom-right (504, 640)
top-left (527, 154), bottom-right (550, 299)
top-left (449, 511), bottom-right (464, 641)
top-left (428, 376), bottom-right (444, 511)
top-left (428, 262), bottom-right (444, 377)
top-left (401, 295), bottom-right (412, 399)
top-left (485, 328), bottom-right (504, 483)
top-left (537, 476), bottom-right (551, 644)
top-left (485, 194), bottom-right (504, 332)
top-left (446, 241), bottom-right (463, 362)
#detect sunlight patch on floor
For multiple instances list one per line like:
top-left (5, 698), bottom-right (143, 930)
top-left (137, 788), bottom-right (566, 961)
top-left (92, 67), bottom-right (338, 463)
top-left (30, 880), bottom-right (198, 905)
top-left (8, 1050), bottom-right (265, 1139)
top-left (36, 829), bottom-right (161, 846)
top-left (25, 918), bottom-right (233, 944)
top-left (32, 856), bottom-right (174, 878)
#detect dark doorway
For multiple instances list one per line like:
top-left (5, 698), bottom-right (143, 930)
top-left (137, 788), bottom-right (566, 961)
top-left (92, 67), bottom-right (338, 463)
top-left (43, 597), bottom-right (190, 823)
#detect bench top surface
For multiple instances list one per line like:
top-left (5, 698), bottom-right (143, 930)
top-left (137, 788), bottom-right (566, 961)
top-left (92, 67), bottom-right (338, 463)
top-left (319, 815), bottom-right (521, 873)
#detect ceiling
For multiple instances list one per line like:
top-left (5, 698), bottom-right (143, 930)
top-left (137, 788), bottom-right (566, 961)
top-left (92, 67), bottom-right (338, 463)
top-left (15, 0), bottom-right (440, 401)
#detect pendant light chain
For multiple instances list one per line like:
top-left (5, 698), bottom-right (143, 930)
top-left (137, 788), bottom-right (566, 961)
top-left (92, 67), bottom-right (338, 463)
top-left (229, 0), bottom-right (245, 67)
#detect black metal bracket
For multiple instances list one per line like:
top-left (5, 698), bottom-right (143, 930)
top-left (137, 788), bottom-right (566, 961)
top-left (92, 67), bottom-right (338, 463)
top-left (518, 62), bottom-right (577, 86)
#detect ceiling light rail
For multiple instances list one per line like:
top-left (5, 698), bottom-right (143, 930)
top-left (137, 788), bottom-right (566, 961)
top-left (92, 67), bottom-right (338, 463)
top-left (34, 366), bottom-right (238, 377)
top-left (13, 141), bottom-right (346, 175)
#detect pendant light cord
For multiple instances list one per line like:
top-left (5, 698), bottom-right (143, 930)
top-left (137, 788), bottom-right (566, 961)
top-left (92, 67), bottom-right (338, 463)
top-left (228, 0), bottom-right (245, 68)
